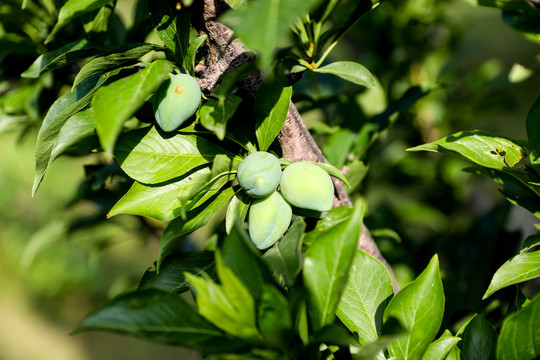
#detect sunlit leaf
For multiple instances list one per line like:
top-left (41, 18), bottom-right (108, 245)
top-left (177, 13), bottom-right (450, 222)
top-left (108, 167), bottom-right (213, 222)
top-left (254, 64), bottom-right (292, 151)
top-left (225, 190), bottom-right (251, 234)
top-left (336, 249), bottom-right (394, 345)
top-left (115, 126), bottom-right (234, 184)
top-left (384, 255), bottom-right (444, 360)
top-left (315, 61), bottom-right (375, 88)
top-left (50, 108), bottom-right (95, 162)
top-left (497, 294), bottom-right (540, 360)
top-left (185, 252), bottom-right (260, 341)
top-left (422, 330), bottom-right (461, 360)
top-left (408, 130), bottom-right (527, 171)
top-left (483, 250), bottom-right (540, 299)
top-left (33, 73), bottom-right (106, 195)
top-left (93, 60), bottom-right (173, 154)
top-left (303, 203), bottom-right (365, 330)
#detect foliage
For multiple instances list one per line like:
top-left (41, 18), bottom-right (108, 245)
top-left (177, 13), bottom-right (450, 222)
top-left (1, 0), bottom-right (540, 359)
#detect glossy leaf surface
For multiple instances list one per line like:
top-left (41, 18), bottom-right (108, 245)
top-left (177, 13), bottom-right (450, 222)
top-left (303, 203), bottom-right (364, 330)
top-left (336, 249), bottom-right (394, 345)
top-left (384, 255), bottom-right (444, 360)
top-left (483, 250), bottom-right (540, 299)
top-left (497, 295), bottom-right (540, 360)
top-left (93, 60), bottom-right (173, 154)
top-left (115, 126), bottom-right (232, 184)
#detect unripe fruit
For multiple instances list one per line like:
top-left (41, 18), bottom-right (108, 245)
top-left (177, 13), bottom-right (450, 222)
top-left (237, 151), bottom-right (282, 198)
top-left (153, 73), bottom-right (201, 132)
top-left (248, 192), bottom-right (292, 250)
top-left (280, 161), bottom-right (334, 215)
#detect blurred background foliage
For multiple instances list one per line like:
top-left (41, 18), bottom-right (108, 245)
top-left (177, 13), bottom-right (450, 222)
top-left (1, 0), bottom-right (539, 358)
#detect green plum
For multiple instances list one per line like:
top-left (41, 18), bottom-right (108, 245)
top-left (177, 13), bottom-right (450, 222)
top-left (153, 73), bottom-right (201, 132)
top-left (237, 151), bottom-right (281, 198)
top-left (280, 161), bottom-right (334, 216)
top-left (248, 192), bottom-right (292, 250)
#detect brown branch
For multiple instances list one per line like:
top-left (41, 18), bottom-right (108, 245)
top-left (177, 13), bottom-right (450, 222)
top-left (194, 0), bottom-right (398, 292)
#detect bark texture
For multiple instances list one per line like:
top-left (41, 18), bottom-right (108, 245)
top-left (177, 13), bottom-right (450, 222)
top-left (194, 0), bottom-right (398, 292)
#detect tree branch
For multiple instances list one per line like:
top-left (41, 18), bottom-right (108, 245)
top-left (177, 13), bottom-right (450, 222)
top-left (194, 0), bottom-right (398, 292)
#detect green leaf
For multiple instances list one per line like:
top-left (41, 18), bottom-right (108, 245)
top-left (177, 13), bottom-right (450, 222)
top-left (73, 289), bottom-right (248, 352)
top-left (138, 251), bottom-right (215, 293)
top-left (303, 205), bottom-right (353, 245)
top-left (74, 44), bottom-right (164, 88)
top-left (108, 166), bottom-right (214, 222)
top-left (158, 187), bottom-right (235, 268)
top-left (497, 294), bottom-right (540, 360)
top-left (93, 60), bottom-right (173, 154)
top-left (457, 315), bottom-right (497, 360)
top-left (225, 190), bottom-right (252, 234)
top-left (175, 154), bottom-right (240, 215)
top-left (407, 130), bottom-right (527, 171)
top-left (22, 39), bottom-right (103, 78)
top-left (183, 34), bottom-right (207, 76)
top-left (384, 255), bottom-right (445, 360)
top-left (185, 252), bottom-right (260, 341)
top-left (33, 73), bottom-right (107, 195)
top-left (254, 65), bottom-right (292, 151)
top-left (422, 330), bottom-right (461, 360)
top-left (220, 0), bottom-right (321, 66)
top-left (46, 0), bottom-right (114, 44)
top-left (314, 61), bottom-right (375, 88)
top-left (148, 1), bottom-right (190, 65)
top-left (227, 0), bottom-right (247, 9)
top-left (483, 250), bottom-right (540, 299)
top-left (50, 108), bottom-right (95, 162)
top-left (303, 202), bottom-right (365, 331)
top-left (336, 249), bottom-right (394, 345)
top-left (115, 126), bottom-right (233, 184)
top-left (199, 94), bottom-right (243, 141)
top-left (222, 220), bottom-right (275, 301)
top-left (262, 218), bottom-right (306, 287)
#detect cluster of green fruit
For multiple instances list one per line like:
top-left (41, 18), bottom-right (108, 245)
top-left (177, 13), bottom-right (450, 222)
top-left (237, 152), bottom-right (335, 250)
top-left (151, 73), bottom-right (336, 250)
